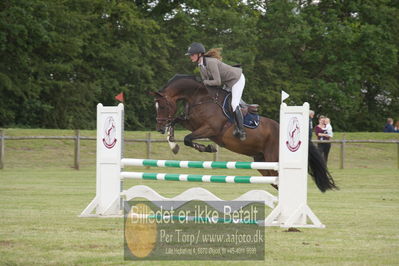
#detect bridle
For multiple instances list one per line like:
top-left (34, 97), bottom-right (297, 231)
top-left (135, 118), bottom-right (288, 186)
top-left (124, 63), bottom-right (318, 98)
top-left (155, 95), bottom-right (175, 126)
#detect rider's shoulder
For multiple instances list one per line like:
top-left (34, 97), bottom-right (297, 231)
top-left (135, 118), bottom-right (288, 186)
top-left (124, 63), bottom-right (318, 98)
top-left (204, 56), bottom-right (219, 64)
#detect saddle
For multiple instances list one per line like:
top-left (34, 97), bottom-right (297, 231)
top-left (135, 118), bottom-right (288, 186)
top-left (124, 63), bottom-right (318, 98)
top-left (220, 85), bottom-right (259, 115)
top-left (222, 93), bottom-right (260, 129)
top-left (240, 101), bottom-right (259, 115)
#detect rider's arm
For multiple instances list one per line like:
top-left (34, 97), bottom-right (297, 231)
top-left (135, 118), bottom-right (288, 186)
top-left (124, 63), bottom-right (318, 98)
top-left (203, 59), bottom-right (222, 86)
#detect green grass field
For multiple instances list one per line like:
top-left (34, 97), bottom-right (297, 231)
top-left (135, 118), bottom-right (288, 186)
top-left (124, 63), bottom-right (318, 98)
top-left (0, 129), bottom-right (398, 265)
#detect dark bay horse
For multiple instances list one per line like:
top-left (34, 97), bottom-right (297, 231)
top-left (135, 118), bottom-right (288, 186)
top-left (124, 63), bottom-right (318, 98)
top-left (151, 74), bottom-right (337, 192)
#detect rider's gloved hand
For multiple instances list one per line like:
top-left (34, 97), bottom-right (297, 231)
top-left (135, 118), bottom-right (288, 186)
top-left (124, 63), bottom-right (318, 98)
top-left (195, 76), bottom-right (203, 83)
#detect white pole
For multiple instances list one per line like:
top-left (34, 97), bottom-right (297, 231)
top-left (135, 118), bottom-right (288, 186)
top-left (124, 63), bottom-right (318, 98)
top-left (265, 102), bottom-right (324, 228)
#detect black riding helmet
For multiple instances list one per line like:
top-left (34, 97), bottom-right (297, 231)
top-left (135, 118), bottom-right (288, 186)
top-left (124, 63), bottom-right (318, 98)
top-left (185, 42), bottom-right (205, 55)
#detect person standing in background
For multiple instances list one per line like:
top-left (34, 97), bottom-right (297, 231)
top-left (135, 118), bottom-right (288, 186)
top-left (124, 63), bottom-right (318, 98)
top-left (324, 117), bottom-right (333, 138)
top-left (394, 120), bottom-right (399, 133)
top-left (309, 110), bottom-right (315, 140)
top-left (383, 118), bottom-right (395, 132)
top-left (315, 116), bottom-right (331, 163)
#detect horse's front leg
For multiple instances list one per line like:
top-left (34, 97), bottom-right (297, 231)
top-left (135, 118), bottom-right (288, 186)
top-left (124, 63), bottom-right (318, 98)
top-left (166, 120), bottom-right (180, 154)
top-left (183, 130), bottom-right (217, 153)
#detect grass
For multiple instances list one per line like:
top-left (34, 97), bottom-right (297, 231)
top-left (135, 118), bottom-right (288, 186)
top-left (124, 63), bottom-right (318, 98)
top-left (0, 128), bottom-right (399, 265)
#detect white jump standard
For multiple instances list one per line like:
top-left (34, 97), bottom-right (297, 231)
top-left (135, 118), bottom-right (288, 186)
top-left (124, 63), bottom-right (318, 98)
top-left (80, 102), bottom-right (325, 228)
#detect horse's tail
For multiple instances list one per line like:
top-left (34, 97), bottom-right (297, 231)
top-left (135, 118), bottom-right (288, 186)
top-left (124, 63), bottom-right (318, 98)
top-left (308, 140), bottom-right (338, 192)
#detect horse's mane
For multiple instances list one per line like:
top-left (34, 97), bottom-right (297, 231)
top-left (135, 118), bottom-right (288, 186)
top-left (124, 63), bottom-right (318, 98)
top-left (159, 74), bottom-right (199, 92)
top-left (159, 74), bottom-right (225, 100)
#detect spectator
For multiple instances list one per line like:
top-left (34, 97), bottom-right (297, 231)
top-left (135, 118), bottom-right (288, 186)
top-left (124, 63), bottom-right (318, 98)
top-left (324, 117), bottom-right (333, 138)
top-left (394, 120), bottom-right (399, 133)
top-left (315, 116), bottom-right (331, 163)
top-left (309, 110), bottom-right (315, 140)
top-left (383, 118), bottom-right (395, 132)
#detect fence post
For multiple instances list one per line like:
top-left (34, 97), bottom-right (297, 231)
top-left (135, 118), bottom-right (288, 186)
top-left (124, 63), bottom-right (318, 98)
top-left (74, 129), bottom-right (80, 170)
top-left (213, 144), bottom-right (219, 161)
top-left (0, 130), bottom-right (4, 169)
top-left (340, 134), bottom-right (345, 169)
top-left (146, 132), bottom-right (152, 159)
top-left (397, 142), bottom-right (399, 170)
top-left (146, 132), bottom-right (152, 169)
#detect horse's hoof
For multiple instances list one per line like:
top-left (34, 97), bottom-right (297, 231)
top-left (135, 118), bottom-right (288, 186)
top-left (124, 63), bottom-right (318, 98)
top-left (193, 143), bottom-right (205, 152)
top-left (206, 144), bottom-right (217, 153)
top-left (172, 144), bottom-right (180, 154)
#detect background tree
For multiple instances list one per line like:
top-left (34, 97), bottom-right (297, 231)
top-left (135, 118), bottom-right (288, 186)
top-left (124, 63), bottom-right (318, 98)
top-left (1, 0), bottom-right (398, 131)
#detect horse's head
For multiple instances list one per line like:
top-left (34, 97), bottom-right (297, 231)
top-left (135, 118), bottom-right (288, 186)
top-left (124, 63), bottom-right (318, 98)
top-left (150, 91), bottom-right (177, 134)
top-left (151, 75), bottom-right (203, 133)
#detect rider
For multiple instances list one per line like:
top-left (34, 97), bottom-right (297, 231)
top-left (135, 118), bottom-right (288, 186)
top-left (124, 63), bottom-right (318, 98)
top-left (185, 42), bottom-right (247, 141)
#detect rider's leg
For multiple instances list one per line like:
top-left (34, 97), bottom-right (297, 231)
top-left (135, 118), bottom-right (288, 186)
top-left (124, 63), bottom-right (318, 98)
top-left (233, 108), bottom-right (246, 141)
top-left (231, 74), bottom-right (246, 141)
top-left (231, 74), bottom-right (245, 110)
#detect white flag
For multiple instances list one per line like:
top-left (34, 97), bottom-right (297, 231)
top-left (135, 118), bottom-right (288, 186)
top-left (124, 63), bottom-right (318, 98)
top-left (281, 90), bottom-right (289, 103)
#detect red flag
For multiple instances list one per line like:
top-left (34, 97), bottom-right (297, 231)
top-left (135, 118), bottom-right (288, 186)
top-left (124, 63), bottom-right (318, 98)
top-left (115, 92), bottom-right (124, 102)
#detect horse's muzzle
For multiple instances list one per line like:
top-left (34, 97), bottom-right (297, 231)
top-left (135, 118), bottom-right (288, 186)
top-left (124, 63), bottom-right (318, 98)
top-left (156, 123), bottom-right (167, 134)
top-left (156, 118), bottom-right (170, 134)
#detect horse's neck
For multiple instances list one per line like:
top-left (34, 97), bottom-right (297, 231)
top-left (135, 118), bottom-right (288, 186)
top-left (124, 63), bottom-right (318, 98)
top-left (206, 86), bottom-right (225, 101)
top-left (172, 84), bottom-right (211, 105)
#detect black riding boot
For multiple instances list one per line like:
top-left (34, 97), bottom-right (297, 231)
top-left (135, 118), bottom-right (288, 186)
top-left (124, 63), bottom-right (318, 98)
top-left (233, 108), bottom-right (246, 141)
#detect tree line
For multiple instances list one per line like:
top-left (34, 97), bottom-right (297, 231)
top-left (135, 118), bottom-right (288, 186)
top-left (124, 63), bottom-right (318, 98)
top-left (1, 0), bottom-right (398, 131)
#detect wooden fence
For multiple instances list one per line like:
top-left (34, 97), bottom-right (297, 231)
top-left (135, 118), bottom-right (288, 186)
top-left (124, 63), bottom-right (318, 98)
top-left (0, 130), bottom-right (398, 170)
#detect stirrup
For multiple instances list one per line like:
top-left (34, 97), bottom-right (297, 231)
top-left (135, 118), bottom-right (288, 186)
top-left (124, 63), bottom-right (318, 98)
top-left (233, 127), bottom-right (247, 141)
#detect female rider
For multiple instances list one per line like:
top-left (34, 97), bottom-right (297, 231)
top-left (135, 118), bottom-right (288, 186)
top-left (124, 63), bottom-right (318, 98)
top-left (185, 42), bottom-right (246, 141)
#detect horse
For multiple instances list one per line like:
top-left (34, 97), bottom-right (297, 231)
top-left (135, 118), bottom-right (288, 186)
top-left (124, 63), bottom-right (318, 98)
top-left (151, 74), bottom-right (337, 192)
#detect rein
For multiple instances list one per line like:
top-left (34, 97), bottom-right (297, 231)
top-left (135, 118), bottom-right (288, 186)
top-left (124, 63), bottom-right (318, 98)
top-left (186, 88), bottom-right (224, 116)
